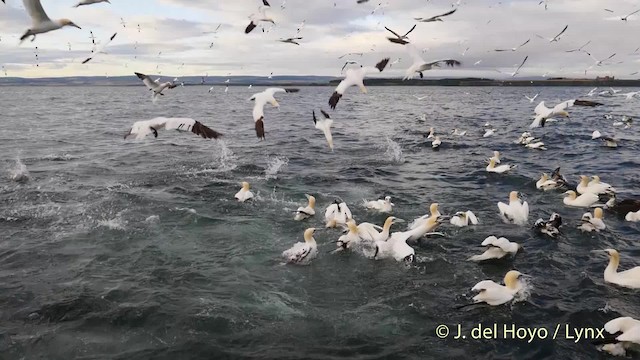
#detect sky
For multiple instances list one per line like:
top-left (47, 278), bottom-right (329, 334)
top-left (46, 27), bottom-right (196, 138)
top-left (1, 0), bottom-right (640, 79)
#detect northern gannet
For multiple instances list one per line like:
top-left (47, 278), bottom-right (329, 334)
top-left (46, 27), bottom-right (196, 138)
top-left (577, 175), bottom-right (615, 195)
top-left (235, 182), bottom-right (254, 202)
top-left (613, 115), bottom-right (633, 128)
top-left (135, 72), bottom-right (177, 102)
top-left (468, 236), bottom-right (520, 262)
top-left (250, 88), bottom-right (298, 139)
top-left (294, 194), bottom-right (316, 221)
top-left (364, 196), bottom-right (394, 213)
top-left (371, 216), bottom-right (403, 243)
top-left (414, 8), bottom-right (457, 22)
top-left (450, 210), bottom-right (479, 227)
top-left (124, 117), bottom-right (222, 140)
top-left (376, 215), bottom-right (442, 262)
top-left (74, 0), bottom-right (110, 7)
top-left (408, 203), bottom-right (440, 230)
top-left (483, 128), bottom-right (496, 137)
top-left (20, 0), bottom-right (81, 43)
top-left (595, 249), bottom-right (640, 289)
top-left (329, 57), bottom-right (390, 110)
top-left (245, 5), bottom-right (275, 34)
top-left (536, 24), bottom-right (568, 42)
top-left (530, 100), bottom-right (573, 128)
top-left (335, 220), bottom-right (363, 251)
top-left (495, 55), bottom-right (528, 77)
top-left (432, 136), bottom-right (442, 149)
top-left (82, 32), bottom-right (117, 64)
top-left (384, 24), bottom-right (416, 45)
top-left (600, 136), bottom-right (619, 148)
top-left (451, 129), bottom-right (467, 136)
top-left (563, 190), bottom-right (598, 208)
top-left (406, 213), bottom-right (444, 242)
top-left (594, 317), bottom-right (640, 357)
top-left (498, 191), bottom-right (529, 225)
top-left (578, 208), bottom-right (606, 232)
top-left (494, 38), bottom-right (530, 52)
top-left (426, 127), bottom-right (435, 139)
top-left (325, 200), bottom-right (352, 228)
top-left (525, 93), bottom-right (539, 103)
top-left (534, 213), bottom-right (562, 238)
top-left (469, 270), bottom-right (527, 306)
top-left (525, 141), bottom-right (546, 150)
top-left (486, 158), bottom-right (516, 174)
top-left (403, 44), bottom-right (461, 80)
top-left (627, 210), bottom-right (640, 222)
top-left (282, 228), bottom-right (318, 265)
top-left (489, 151), bottom-right (501, 164)
top-left (536, 173), bottom-right (562, 191)
top-left (312, 110), bottom-right (334, 151)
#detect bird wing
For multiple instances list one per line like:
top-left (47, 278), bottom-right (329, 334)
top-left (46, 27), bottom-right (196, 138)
top-left (514, 55), bottom-right (528, 73)
top-left (517, 38), bottom-right (531, 48)
top-left (82, 32), bottom-right (117, 64)
top-left (135, 72), bottom-right (160, 92)
top-left (466, 211), bottom-right (479, 225)
top-left (384, 26), bottom-right (402, 38)
top-left (24, 0), bottom-right (52, 24)
top-left (162, 118), bottom-right (222, 139)
top-left (251, 94), bottom-right (268, 121)
top-left (402, 24), bottom-right (417, 37)
top-left (534, 101), bottom-right (550, 116)
top-left (434, 8), bottom-right (457, 20)
top-left (363, 57), bottom-right (391, 74)
top-left (341, 203), bottom-right (353, 220)
top-left (553, 99), bottom-right (575, 112)
top-left (553, 25), bottom-right (568, 39)
top-left (282, 242), bottom-right (312, 263)
top-left (626, 8), bottom-right (640, 17)
top-left (406, 44), bottom-right (425, 64)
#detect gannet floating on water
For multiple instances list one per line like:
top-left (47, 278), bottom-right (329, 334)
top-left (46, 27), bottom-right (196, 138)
top-left (282, 228), bottom-right (318, 265)
top-left (369, 216), bottom-right (403, 243)
top-left (468, 236), bottom-right (520, 262)
top-left (235, 182), bottom-right (254, 202)
top-left (250, 88), bottom-right (298, 139)
top-left (364, 196), bottom-right (394, 213)
top-left (294, 194), bottom-right (316, 221)
top-left (74, 0), bottom-right (110, 7)
top-left (124, 117), bottom-right (222, 140)
top-left (594, 249), bottom-right (640, 289)
top-left (486, 158), bottom-right (516, 174)
top-left (536, 173), bottom-right (562, 191)
top-left (432, 136), bottom-right (442, 149)
top-left (578, 208), bottom-right (606, 232)
top-left (20, 0), bottom-right (82, 43)
top-left (312, 110), bottom-right (334, 151)
top-left (426, 127), bottom-right (435, 139)
top-left (483, 128), bottom-right (496, 137)
top-left (325, 200), bottom-right (352, 228)
top-left (329, 57), bottom-right (390, 110)
top-left (469, 270), bottom-right (527, 306)
top-left (525, 141), bottom-right (546, 150)
top-left (450, 210), bottom-right (479, 227)
top-left (408, 203), bottom-right (440, 230)
top-left (498, 191), bottom-right (529, 225)
top-left (402, 44), bottom-right (461, 80)
top-left (600, 136), bottom-right (619, 148)
top-left (592, 130), bottom-right (602, 139)
top-left (534, 212), bottom-right (562, 238)
top-left (135, 72), bottom-right (177, 102)
top-left (563, 190), bottom-right (598, 208)
top-left (489, 151), bottom-right (501, 164)
top-left (376, 215), bottom-right (443, 262)
top-left (577, 175), bottom-right (615, 195)
top-left (335, 220), bottom-right (362, 251)
top-left (594, 317), bottom-right (640, 357)
top-left (451, 129), bottom-right (467, 136)
top-left (613, 115), bottom-right (633, 128)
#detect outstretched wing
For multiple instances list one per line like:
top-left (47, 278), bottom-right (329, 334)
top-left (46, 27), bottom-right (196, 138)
top-left (163, 118), bottom-right (222, 139)
top-left (135, 72), bottom-right (160, 91)
top-left (24, 0), bottom-right (52, 24)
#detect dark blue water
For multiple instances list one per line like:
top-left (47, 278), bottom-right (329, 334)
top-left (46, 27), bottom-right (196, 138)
top-left (1, 86), bottom-right (639, 359)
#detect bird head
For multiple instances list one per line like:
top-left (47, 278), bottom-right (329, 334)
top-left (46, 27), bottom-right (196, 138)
top-left (509, 191), bottom-right (519, 202)
top-left (504, 270), bottom-right (524, 290)
top-left (305, 194), bottom-right (316, 208)
top-left (594, 208), bottom-right (604, 219)
top-left (563, 190), bottom-right (577, 199)
top-left (303, 228), bottom-right (316, 242)
top-left (59, 19), bottom-right (81, 29)
top-left (241, 181), bottom-right (250, 190)
top-left (558, 110), bottom-right (570, 118)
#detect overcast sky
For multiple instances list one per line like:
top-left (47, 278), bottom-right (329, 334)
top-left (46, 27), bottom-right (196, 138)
top-left (1, 0), bottom-right (639, 79)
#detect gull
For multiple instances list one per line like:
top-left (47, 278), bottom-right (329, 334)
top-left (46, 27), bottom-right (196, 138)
top-left (81, 32), bottom-right (116, 64)
top-left (487, 158), bottom-right (515, 174)
top-left (594, 317), bottom-right (640, 357)
top-left (312, 110), bottom-right (334, 151)
top-left (364, 196), bottom-right (394, 213)
top-left (294, 194), bottom-right (316, 221)
top-left (621, 9), bottom-right (640, 21)
top-left (525, 93), bottom-right (539, 103)
top-left (328, 57), bottom-right (390, 110)
top-left (384, 24), bottom-right (416, 45)
top-left (120, 18), bottom-right (126, 28)
top-left (403, 44), bottom-right (461, 80)
top-left (250, 88), bottom-right (299, 139)
top-left (235, 182), bottom-right (254, 202)
top-left (468, 236), bottom-right (520, 262)
top-left (123, 117), bottom-right (222, 140)
top-left (135, 72), bottom-right (178, 102)
top-left (20, 0), bottom-right (82, 43)
top-left (584, 51), bottom-right (617, 66)
top-left (74, 0), bottom-right (110, 7)
top-left (566, 40), bottom-right (591, 53)
top-left (534, 213), bottom-right (562, 238)
top-left (277, 37), bottom-right (302, 45)
top-left (467, 270), bottom-right (527, 306)
top-left (536, 25), bottom-right (568, 42)
top-left (282, 228), bottom-right (318, 265)
top-left (494, 38), bottom-right (530, 52)
top-left (594, 249), bottom-right (640, 289)
top-left (450, 210), bottom-right (478, 227)
top-left (414, 8), bottom-right (457, 22)
top-left (496, 55), bottom-right (528, 77)
top-left (578, 208), bottom-right (606, 232)
top-left (296, 20), bottom-right (305, 33)
top-left (245, 6), bottom-right (275, 34)
top-left (529, 99), bottom-right (573, 128)
top-left (497, 191), bottom-right (529, 225)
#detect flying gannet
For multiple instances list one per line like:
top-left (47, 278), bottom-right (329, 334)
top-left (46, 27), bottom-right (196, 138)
top-left (124, 117), bottom-right (222, 140)
top-left (74, 0), bottom-right (110, 7)
top-left (312, 110), bottom-right (334, 151)
top-left (250, 88), bottom-right (298, 139)
top-left (329, 57), bottom-right (390, 110)
top-left (135, 72), bottom-right (178, 102)
top-left (82, 32), bottom-right (117, 64)
top-left (403, 44), bottom-right (461, 80)
top-left (494, 38), bottom-right (530, 52)
top-left (529, 99), bottom-right (573, 128)
top-left (245, 5), bottom-right (275, 34)
top-left (20, 0), bottom-right (82, 43)
top-left (536, 24), bottom-right (568, 42)
top-left (384, 24), bottom-right (416, 45)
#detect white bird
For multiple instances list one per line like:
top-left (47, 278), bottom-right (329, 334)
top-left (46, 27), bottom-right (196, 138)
top-left (470, 270), bottom-right (527, 306)
top-left (250, 88), bottom-right (298, 140)
top-left (123, 117), bottom-right (222, 140)
top-left (563, 190), bottom-right (598, 208)
top-left (486, 158), bottom-right (516, 174)
top-left (536, 24), bottom-right (568, 42)
top-left (235, 182), bottom-right (254, 202)
top-left (489, 151), bottom-right (501, 164)
top-left (536, 173), bottom-right (561, 191)
top-left (82, 32), bottom-right (117, 64)
top-left (135, 72), bottom-right (177, 102)
top-left (245, 6), bottom-right (275, 34)
top-left (325, 200), bottom-right (352, 228)
top-left (525, 93), bottom-right (539, 103)
top-left (335, 220), bottom-right (363, 251)
top-left (586, 87), bottom-right (598, 96)
top-left (329, 58), bottom-right (390, 110)
top-left (375, 216), bottom-right (442, 262)
top-left (451, 129), bottom-right (467, 136)
top-left (402, 44), bottom-right (462, 80)
top-left (578, 208), bottom-right (606, 232)
top-left (497, 191), bottom-right (529, 225)
top-left (312, 109), bottom-right (334, 151)
top-left (360, 216), bottom-right (404, 245)
top-left (294, 194), bottom-right (316, 221)
top-left (525, 141), bottom-right (546, 150)
top-left (364, 196), bottom-right (394, 213)
top-left (74, 0), bottom-right (110, 7)
top-left (408, 203), bottom-right (441, 230)
top-left (591, 130), bottom-right (602, 139)
top-left (596, 317), bottom-right (640, 357)
top-left (431, 136), bottom-right (442, 149)
top-left (426, 127), bottom-right (435, 139)
top-left (494, 38), bottom-right (531, 52)
top-left (495, 55), bottom-right (528, 77)
top-left (20, 0), bottom-right (82, 43)
top-left (616, 91), bottom-right (640, 100)
top-left (282, 228), bottom-right (318, 265)
top-left (530, 100), bottom-right (573, 128)
top-left (626, 210), bottom-right (640, 222)
top-left (596, 249), bottom-right (640, 289)
top-left (468, 236), bottom-right (520, 261)
top-left (450, 210), bottom-right (479, 227)
top-left (483, 128), bottom-right (496, 137)
top-left (578, 175), bottom-right (615, 195)
top-left (406, 213), bottom-right (443, 242)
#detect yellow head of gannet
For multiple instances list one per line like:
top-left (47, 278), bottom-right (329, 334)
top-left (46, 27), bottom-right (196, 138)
top-left (594, 207), bottom-right (604, 219)
top-left (430, 203), bottom-right (439, 216)
top-left (596, 248), bottom-right (640, 289)
top-left (303, 228), bottom-right (316, 243)
top-left (382, 216), bottom-right (403, 231)
top-left (346, 219), bottom-right (359, 233)
top-left (241, 181), bottom-right (250, 191)
top-left (326, 219), bottom-right (337, 228)
top-left (504, 270), bottom-right (523, 290)
top-left (488, 158), bottom-right (497, 169)
top-left (564, 190), bottom-right (577, 200)
top-left (540, 173), bottom-right (549, 182)
top-left (306, 194), bottom-right (316, 209)
top-left (580, 175), bottom-right (590, 186)
top-left (509, 191), bottom-right (519, 202)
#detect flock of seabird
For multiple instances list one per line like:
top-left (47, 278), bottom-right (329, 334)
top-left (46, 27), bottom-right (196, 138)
top-left (6, 0), bottom-right (640, 355)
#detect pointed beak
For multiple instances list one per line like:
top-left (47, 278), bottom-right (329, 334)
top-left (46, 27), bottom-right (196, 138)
top-left (123, 129), bottom-right (132, 139)
top-left (70, 23), bottom-right (81, 29)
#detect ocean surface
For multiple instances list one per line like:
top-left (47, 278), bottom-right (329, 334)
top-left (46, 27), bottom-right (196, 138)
top-left (1, 85), bottom-right (639, 359)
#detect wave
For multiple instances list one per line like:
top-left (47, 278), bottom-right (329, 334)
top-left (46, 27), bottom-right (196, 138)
top-left (8, 156), bottom-right (30, 182)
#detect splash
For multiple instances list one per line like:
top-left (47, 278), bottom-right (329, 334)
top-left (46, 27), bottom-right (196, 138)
top-left (211, 140), bottom-right (238, 172)
top-left (97, 217), bottom-right (127, 230)
top-left (9, 156), bottom-right (29, 182)
top-left (383, 137), bottom-right (405, 164)
top-left (512, 276), bottom-right (533, 304)
top-left (265, 156), bottom-right (289, 179)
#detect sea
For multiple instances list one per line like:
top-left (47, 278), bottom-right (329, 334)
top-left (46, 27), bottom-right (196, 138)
top-left (0, 85), bottom-right (639, 359)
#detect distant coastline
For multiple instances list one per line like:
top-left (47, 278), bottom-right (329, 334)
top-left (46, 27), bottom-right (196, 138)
top-left (1, 75), bottom-right (639, 87)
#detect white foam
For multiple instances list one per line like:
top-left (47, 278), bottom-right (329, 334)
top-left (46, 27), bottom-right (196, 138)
top-left (8, 156), bottom-right (30, 182)
top-left (383, 137), bottom-right (405, 164)
top-left (265, 156), bottom-right (289, 179)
